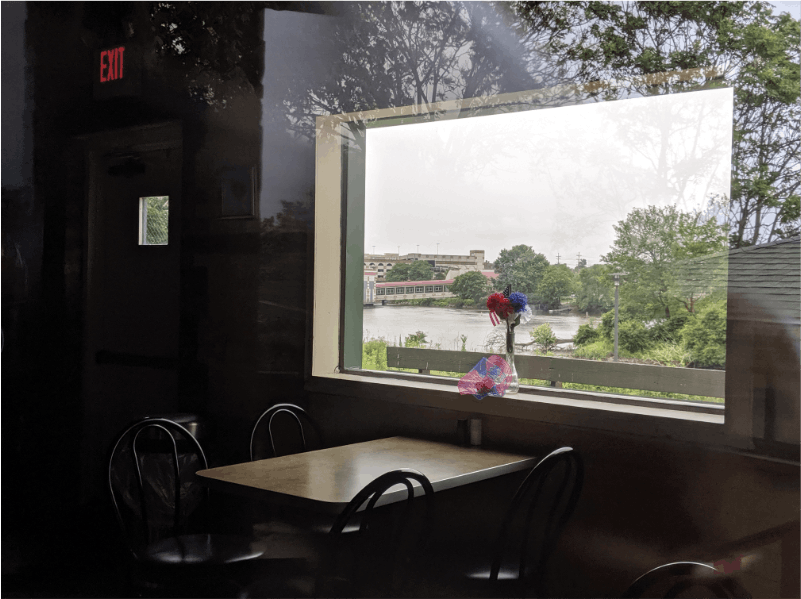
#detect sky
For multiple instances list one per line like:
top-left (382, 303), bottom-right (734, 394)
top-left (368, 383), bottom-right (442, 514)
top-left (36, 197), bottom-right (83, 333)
top-left (365, 87), bottom-right (734, 267)
top-left (768, 1), bottom-right (801, 19)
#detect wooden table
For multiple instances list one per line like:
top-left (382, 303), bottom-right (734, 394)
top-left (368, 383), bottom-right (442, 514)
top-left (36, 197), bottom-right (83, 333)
top-left (197, 436), bottom-right (538, 513)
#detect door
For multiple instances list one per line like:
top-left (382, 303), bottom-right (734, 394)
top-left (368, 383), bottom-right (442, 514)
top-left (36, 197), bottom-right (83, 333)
top-left (81, 125), bottom-right (183, 498)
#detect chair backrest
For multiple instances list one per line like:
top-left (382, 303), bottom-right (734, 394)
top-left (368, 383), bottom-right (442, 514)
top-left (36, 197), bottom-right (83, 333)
top-left (249, 403), bottom-right (323, 461)
top-left (621, 561), bottom-right (752, 598)
top-left (108, 417), bottom-right (209, 557)
top-left (489, 446), bottom-right (583, 590)
top-left (324, 469), bottom-right (435, 597)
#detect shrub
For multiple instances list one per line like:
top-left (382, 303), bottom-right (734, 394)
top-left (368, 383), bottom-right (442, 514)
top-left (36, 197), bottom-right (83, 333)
top-left (648, 342), bottom-right (692, 366)
top-left (617, 320), bottom-right (651, 353)
top-left (572, 339), bottom-right (613, 360)
top-left (404, 331), bottom-right (428, 348)
top-left (682, 298), bottom-right (727, 367)
top-left (531, 323), bottom-right (557, 353)
top-left (362, 338), bottom-right (388, 371)
top-left (573, 323), bottom-right (599, 346)
top-left (648, 312), bottom-right (692, 344)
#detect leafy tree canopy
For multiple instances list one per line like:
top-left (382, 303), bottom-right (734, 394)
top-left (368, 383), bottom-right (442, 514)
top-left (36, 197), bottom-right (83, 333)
top-left (408, 260), bottom-right (434, 281)
top-left (450, 271), bottom-right (490, 303)
top-left (385, 263), bottom-right (412, 282)
top-left (494, 244), bottom-right (550, 299)
top-left (575, 263), bottom-right (614, 313)
top-left (603, 205), bottom-right (726, 319)
top-left (539, 264), bottom-right (575, 308)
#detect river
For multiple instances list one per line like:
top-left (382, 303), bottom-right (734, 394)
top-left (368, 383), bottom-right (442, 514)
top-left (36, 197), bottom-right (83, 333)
top-left (362, 305), bottom-right (594, 353)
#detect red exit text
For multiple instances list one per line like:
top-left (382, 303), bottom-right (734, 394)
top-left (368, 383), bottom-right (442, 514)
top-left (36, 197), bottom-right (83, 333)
top-left (99, 46), bottom-right (125, 83)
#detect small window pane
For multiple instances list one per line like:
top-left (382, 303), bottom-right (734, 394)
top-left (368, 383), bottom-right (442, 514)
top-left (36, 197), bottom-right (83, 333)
top-left (139, 196), bottom-right (169, 245)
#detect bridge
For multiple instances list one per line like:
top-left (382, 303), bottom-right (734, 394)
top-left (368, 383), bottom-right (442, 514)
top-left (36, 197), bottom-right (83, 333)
top-left (375, 271), bottom-right (497, 301)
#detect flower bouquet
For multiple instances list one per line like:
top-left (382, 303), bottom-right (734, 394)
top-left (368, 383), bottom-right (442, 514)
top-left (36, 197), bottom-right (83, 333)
top-left (485, 285), bottom-right (531, 394)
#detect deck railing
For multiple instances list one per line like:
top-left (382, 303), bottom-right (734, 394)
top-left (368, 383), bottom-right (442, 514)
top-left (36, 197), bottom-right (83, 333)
top-left (385, 347), bottom-right (725, 399)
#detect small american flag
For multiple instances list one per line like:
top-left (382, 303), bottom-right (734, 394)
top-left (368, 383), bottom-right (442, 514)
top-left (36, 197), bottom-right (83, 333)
top-left (502, 284), bottom-right (511, 298)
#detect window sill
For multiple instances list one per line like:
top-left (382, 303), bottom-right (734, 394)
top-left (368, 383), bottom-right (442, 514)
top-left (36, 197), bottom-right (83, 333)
top-left (306, 370), bottom-right (728, 447)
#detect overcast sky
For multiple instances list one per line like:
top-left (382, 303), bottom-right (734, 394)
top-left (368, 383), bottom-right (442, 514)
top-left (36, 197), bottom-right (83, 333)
top-left (365, 87), bottom-right (734, 267)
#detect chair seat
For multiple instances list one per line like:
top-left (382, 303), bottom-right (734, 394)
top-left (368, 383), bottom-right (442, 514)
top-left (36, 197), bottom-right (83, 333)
top-left (142, 533), bottom-right (266, 566)
top-left (253, 511), bottom-right (362, 537)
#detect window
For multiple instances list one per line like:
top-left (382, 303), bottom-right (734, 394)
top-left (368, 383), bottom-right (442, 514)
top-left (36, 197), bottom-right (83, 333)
top-left (385, 288), bottom-right (394, 295)
top-left (376, 288), bottom-right (385, 295)
top-left (434, 285), bottom-right (443, 292)
top-left (425, 286), bottom-right (433, 292)
top-left (316, 82), bottom-right (738, 408)
top-left (305, 2), bottom-right (799, 456)
top-left (138, 196), bottom-right (169, 245)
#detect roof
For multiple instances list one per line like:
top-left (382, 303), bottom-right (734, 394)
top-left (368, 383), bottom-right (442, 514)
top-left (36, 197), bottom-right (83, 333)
top-left (727, 236), bottom-right (800, 325)
top-left (376, 271), bottom-right (497, 288)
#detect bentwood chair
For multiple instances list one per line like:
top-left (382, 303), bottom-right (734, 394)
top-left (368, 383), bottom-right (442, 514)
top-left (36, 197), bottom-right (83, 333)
top-left (621, 561), bottom-right (752, 598)
top-left (249, 403), bottom-right (323, 461)
top-left (109, 418), bottom-right (265, 597)
top-left (243, 468), bottom-right (435, 598)
top-left (440, 446), bottom-right (583, 598)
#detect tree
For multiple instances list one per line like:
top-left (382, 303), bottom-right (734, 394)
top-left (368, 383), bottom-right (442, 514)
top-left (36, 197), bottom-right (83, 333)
top-left (450, 271), bottom-right (490, 303)
top-left (493, 245), bottom-right (550, 299)
top-left (385, 263), bottom-right (412, 282)
top-left (531, 323), bottom-right (557, 353)
top-left (574, 258), bottom-right (587, 272)
top-left (539, 264), bottom-right (575, 308)
top-left (408, 260), bottom-right (434, 281)
top-left (513, 1), bottom-right (801, 248)
top-left (602, 205), bottom-right (726, 319)
top-left (575, 264), bottom-right (614, 313)
top-left (682, 295), bottom-right (727, 367)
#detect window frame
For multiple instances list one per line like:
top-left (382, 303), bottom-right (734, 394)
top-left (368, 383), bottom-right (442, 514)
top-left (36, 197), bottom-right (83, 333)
top-left (309, 79), bottom-right (794, 458)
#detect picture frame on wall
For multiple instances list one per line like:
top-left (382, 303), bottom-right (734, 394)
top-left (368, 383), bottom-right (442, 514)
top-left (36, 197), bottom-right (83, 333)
top-left (220, 165), bottom-right (256, 218)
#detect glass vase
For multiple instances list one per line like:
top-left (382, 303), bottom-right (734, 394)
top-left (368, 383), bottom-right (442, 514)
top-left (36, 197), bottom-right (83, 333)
top-left (505, 321), bottom-right (520, 395)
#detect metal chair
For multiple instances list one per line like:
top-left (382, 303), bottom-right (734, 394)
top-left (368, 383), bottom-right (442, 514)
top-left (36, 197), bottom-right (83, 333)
top-left (109, 418), bottom-right (265, 597)
top-left (249, 403), bottom-right (323, 461)
top-left (450, 446), bottom-right (584, 597)
top-left (621, 561), bottom-right (752, 598)
top-left (243, 468), bottom-right (435, 598)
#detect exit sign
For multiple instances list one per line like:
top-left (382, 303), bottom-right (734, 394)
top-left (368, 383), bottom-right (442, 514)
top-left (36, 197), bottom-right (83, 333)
top-left (99, 46), bottom-right (125, 83)
top-left (94, 44), bottom-right (140, 100)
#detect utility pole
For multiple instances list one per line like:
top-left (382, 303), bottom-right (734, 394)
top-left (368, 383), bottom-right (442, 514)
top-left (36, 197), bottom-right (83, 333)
top-left (416, 244), bottom-right (419, 256)
top-left (556, 252), bottom-right (561, 264)
top-left (436, 242), bottom-right (439, 256)
top-left (372, 245), bottom-right (375, 256)
top-left (611, 272), bottom-right (627, 361)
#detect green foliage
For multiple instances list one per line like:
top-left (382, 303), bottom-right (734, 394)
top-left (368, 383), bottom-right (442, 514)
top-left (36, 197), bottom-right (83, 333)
top-left (617, 320), bottom-right (651, 353)
top-left (539, 264), bottom-right (575, 308)
top-left (572, 339), bottom-right (613, 360)
top-left (513, 0), bottom-right (800, 248)
top-left (648, 312), bottom-right (692, 344)
top-left (460, 334), bottom-right (468, 351)
top-left (603, 205), bottom-right (727, 320)
top-left (362, 338), bottom-right (388, 371)
top-left (450, 271), bottom-right (490, 303)
top-left (493, 245), bottom-right (550, 299)
top-left (575, 264), bottom-right (614, 313)
top-left (648, 342), bottom-right (693, 367)
top-left (573, 323), bottom-right (600, 346)
top-left (531, 323), bottom-right (557, 353)
top-left (385, 263), bottom-right (411, 282)
top-left (143, 197), bottom-right (169, 245)
top-left (408, 260), bottom-right (434, 281)
top-left (682, 297), bottom-right (727, 367)
top-left (404, 331), bottom-right (428, 348)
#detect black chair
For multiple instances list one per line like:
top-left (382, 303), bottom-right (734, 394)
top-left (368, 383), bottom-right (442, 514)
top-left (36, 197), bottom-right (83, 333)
top-left (441, 446), bottom-right (583, 598)
top-left (109, 418), bottom-right (265, 597)
top-left (249, 403), bottom-right (323, 461)
top-left (244, 468), bottom-right (435, 598)
top-left (621, 561), bottom-right (752, 598)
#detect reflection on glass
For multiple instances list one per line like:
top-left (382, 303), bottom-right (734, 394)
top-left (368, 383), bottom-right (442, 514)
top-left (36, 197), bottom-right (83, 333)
top-left (139, 196), bottom-right (169, 246)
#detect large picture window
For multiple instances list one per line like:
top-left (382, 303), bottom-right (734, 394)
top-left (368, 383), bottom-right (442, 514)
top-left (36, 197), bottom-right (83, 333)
top-left (320, 81), bottom-right (739, 408)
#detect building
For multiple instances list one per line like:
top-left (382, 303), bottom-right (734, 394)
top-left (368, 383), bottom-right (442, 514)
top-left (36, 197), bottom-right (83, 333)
top-left (365, 249), bottom-right (485, 280)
